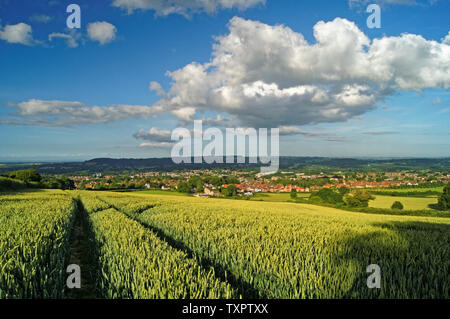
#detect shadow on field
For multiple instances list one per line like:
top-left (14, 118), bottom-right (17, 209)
top-left (66, 198), bottom-right (99, 299)
top-left (0, 188), bottom-right (46, 195)
top-left (427, 203), bottom-right (449, 211)
top-left (332, 221), bottom-right (449, 299)
top-left (130, 219), bottom-right (263, 298)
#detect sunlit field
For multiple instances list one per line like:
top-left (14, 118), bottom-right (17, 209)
top-left (369, 195), bottom-right (437, 210)
top-left (2, 190), bottom-right (448, 299)
top-left (250, 192), bottom-right (310, 202)
top-left (372, 187), bottom-right (443, 194)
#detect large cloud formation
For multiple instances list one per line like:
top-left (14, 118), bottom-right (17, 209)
top-left (3, 17), bottom-right (449, 135)
top-left (150, 17), bottom-right (450, 128)
top-left (112, 0), bottom-right (265, 15)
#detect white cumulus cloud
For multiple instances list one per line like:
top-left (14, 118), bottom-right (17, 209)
top-left (171, 107), bottom-right (196, 122)
top-left (0, 23), bottom-right (34, 45)
top-left (87, 21), bottom-right (117, 45)
top-left (149, 17), bottom-right (450, 128)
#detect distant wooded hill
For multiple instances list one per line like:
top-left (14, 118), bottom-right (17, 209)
top-left (0, 157), bottom-right (449, 175)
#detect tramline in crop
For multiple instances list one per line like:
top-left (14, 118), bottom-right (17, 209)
top-left (78, 192), bottom-right (235, 298)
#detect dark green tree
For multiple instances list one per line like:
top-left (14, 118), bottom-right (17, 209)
top-left (177, 182), bottom-right (191, 193)
top-left (196, 179), bottom-right (204, 193)
top-left (338, 187), bottom-right (350, 196)
top-left (225, 175), bottom-right (239, 184)
top-left (8, 169), bottom-right (41, 182)
top-left (391, 201), bottom-right (404, 210)
top-left (343, 190), bottom-right (375, 207)
top-left (310, 188), bottom-right (343, 204)
top-left (290, 188), bottom-right (297, 199)
top-left (438, 183), bottom-right (450, 210)
top-left (221, 184), bottom-right (237, 197)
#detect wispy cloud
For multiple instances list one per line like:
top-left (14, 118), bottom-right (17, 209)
top-left (112, 0), bottom-right (266, 16)
top-left (362, 130), bottom-right (399, 135)
top-left (48, 30), bottom-right (81, 48)
top-left (2, 99), bottom-right (164, 127)
top-left (133, 127), bottom-right (172, 142)
top-left (138, 142), bottom-right (173, 148)
top-left (432, 97), bottom-right (442, 105)
top-left (30, 14), bottom-right (52, 23)
top-left (348, 0), bottom-right (428, 9)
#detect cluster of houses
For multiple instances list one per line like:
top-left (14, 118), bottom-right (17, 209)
top-left (68, 169), bottom-right (449, 192)
top-left (235, 183), bottom-right (309, 193)
top-left (195, 183), bottom-right (310, 198)
top-left (194, 186), bottom-right (222, 198)
top-left (192, 177), bottom-right (440, 198)
top-left (195, 184), bottom-right (255, 198)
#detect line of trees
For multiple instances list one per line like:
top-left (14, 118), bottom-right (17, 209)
top-left (305, 183), bottom-right (450, 212)
top-left (307, 187), bottom-right (375, 208)
top-left (0, 169), bottom-right (75, 191)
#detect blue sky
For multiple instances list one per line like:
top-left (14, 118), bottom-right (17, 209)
top-left (0, 0), bottom-right (449, 161)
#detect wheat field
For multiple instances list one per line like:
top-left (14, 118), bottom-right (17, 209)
top-left (1, 190), bottom-right (448, 299)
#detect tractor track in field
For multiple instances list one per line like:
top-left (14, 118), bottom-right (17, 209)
top-left (65, 199), bottom-right (98, 299)
top-left (100, 199), bottom-right (264, 298)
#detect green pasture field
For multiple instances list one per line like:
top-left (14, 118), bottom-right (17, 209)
top-left (371, 187), bottom-right (443, 194)
top-left (250, 192), bottom-right (310, 202)
top-left (131, 189), bottom-right (190, 196)
top-left (369, 195), bottom-right (438, 210)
